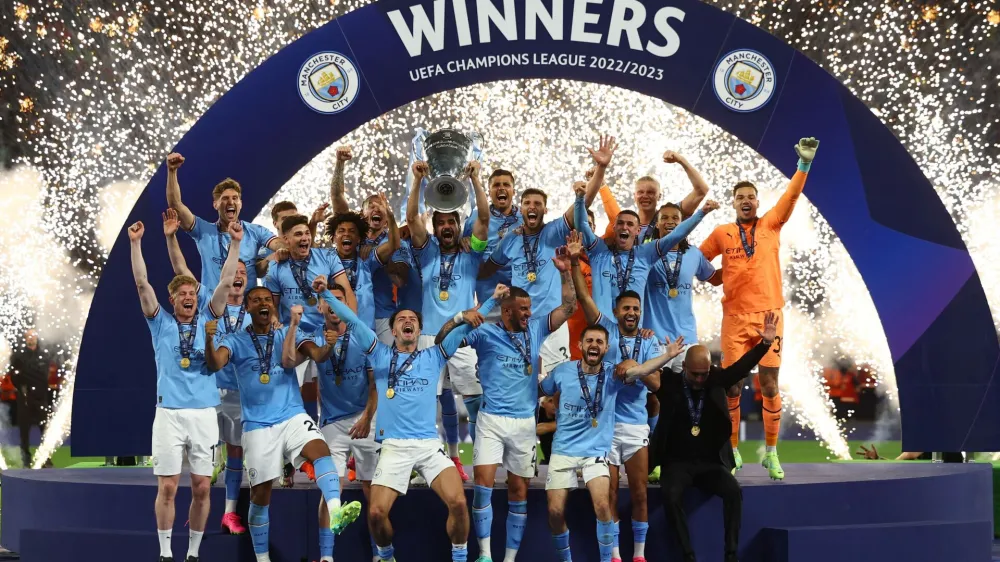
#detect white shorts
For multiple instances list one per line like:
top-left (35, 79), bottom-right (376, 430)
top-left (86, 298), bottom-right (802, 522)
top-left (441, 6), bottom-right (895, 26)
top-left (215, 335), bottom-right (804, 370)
top-left (545, 454), bottom-right (610, 490)
top-left (217, 394), bottom-right (243, 446)
top-left (372, 438), bottom-right (455, 495)
top-left (608, 423), bottom-right (650, 466)
top-left (419, 335), bottom-right (482, 396)
top-left (375, 318), bottom-right (395, 346)
top-left (473, 411), bottom-right (536, 478)
top-left (295, 361), bottom-right (314, 387)
top-left (321, 412), bottom-right (380, 482)
top-left (242, 413), bottom-right (324, 487)
top-left (653, 342), bottom-right (695, 373)
top-left (152, 407), bottom-right (219, 477)
top-left (539, 323), bottom-right (571, 377)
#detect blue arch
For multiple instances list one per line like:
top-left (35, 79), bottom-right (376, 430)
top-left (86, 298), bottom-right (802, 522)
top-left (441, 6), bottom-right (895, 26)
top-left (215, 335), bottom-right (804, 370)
top-left (73, 0), bottom-right (999, 454)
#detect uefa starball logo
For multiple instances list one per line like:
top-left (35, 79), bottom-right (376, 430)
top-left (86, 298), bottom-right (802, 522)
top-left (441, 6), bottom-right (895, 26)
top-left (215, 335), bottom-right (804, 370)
top-left (297, 52), bottom-right (360, 115)
top-left (713, 49), bottom-right (776, 113)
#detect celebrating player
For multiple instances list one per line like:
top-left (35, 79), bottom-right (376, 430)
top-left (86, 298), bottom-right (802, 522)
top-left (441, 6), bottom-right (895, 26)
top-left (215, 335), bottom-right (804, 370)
top-left (163, 208), bottom-right (251, 535)
top-left (296, 284), bottom-right (381, 562)
top-left (631, 151), bottom-right (711, 243)
top-left (462, 167), bottom-right (522, 312)
top-left (568, 230), bottom-right (662, 562)
top-left (265, 214), bottom-right (357, 331)
top-left (540, 325), bottom-right (682, 562)
top-left (406, 158), bottom-right (491, 480)
top-left (317, 280), bottom-right (498, 562)
top-left (573, 186), bottom-right (718, 320)
top-left (479, 135), bottom-right (616, 374)
top-left (129, 221), bottom-right (220, 562)
top-left (699, 137), bottom-right (820, 480)
top-left (436, 245), bottom-right (576, 562)
top-left (164, 152), bottom-right (283, 291)
top-left (204, 295), bottom-right (362, 562)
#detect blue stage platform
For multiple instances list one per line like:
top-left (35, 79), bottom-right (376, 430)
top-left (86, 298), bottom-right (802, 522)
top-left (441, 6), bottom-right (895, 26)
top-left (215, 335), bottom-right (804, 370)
top-left (1, 463), bottom-right (992, 562)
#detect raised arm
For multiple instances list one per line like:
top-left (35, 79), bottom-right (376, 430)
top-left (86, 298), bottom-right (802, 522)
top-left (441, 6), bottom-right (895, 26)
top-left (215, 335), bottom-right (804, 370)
top-left (317, 283), bottom-right (377, 352)
top-left (299, 330), bottom-right (335, 364)
top-left (623, 336), bottom-right (687, 384)
top-left (654, 202), bottom-right (714, 256)
top-left (466, 161), bottom-right (490, 241)
top-left (769, 138), bottom-right (819, 227)
top-left (598, 182), bottom-right (621, 239)
top-left (128, 222), bottom-right (159, 317)
top-left (564, 135), bottom-right (618, 227)
top-left (439, 321), bottom-right (477, 357)
top-left (573, 184), bottom-right (598, 247)
top-left (406, 161), bottom-right (430, 248)
top-left (330, 146), bottom-right (352, 215)
top-left (375, 194), bottom-right (401, 264)
top-left (204, 320), bottom-right (230, 372)
top-left (435, 288), bottom-right (503, 345)
top-left (165, 153), bottom-right (195, 231)
top-left (716, 312), bottom-right (777, 388)
top-left (566, 232), bottom-right (600, 324)
top-left (667, 152), bottom-right (711, 217)
top-left (283, 306), bottom-right (310, 368)
top-left (210, 221), bottom-right (244, 317)
top-left (546, 248), bottom-right (579, 330)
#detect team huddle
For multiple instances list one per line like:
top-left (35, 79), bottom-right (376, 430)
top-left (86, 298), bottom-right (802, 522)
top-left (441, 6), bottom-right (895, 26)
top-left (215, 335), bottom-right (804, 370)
top-left (131, 135), bottom-right (820, 562)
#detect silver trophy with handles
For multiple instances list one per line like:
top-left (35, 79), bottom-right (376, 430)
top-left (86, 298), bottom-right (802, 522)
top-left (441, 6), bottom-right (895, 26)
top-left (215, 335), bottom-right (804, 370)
top-left (421, 129), bottom-right (480, 212)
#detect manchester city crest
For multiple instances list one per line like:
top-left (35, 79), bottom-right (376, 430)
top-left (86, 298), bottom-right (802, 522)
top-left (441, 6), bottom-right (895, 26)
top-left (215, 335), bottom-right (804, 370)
top-left (713, 49), bottom-right (776, 113)
top-left (297, 52), bottom-right (361, 115)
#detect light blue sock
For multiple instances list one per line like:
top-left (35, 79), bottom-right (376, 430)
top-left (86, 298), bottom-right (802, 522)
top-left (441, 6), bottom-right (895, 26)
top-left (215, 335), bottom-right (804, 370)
top-left (225, 455), bottom-right (243, 503)
top-left (553, 530), bottom-right (572, 562)
top-left (633, 520), bottom-right (649, 558)
top-left (440, 388), bottom-right (459, 449)
top-left (613, 520), bottom-right (620, 549)
top-left (597, 519), bottom-right (615, 562)
top-left (248, 502), bottom-right (269, 555)
top-left (648, 414), bottom-right (660, 434)
top-left (452, 542), bottom-right (468, 562)
top-left (370, 534), bottom-right (379, 559)
top-left (463, 395), bottom-right (482, 443)
top-left (376, 543), bottom-right (395, 561)
top-left (505, 500), bottom-right (527, 552)
top-left (472, 485), bottom-right (493, 551)
top-left (319, 527), bottom-right (334, 560)
top-left (313, 456), bottom-right (342, 509)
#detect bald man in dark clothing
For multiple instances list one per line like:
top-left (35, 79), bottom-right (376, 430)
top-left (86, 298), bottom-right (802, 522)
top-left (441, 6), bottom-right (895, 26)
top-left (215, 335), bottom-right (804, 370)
top-left (647, 312), bottom-right (777, 562)
top-left (9, 329), bottom-right (54, 467)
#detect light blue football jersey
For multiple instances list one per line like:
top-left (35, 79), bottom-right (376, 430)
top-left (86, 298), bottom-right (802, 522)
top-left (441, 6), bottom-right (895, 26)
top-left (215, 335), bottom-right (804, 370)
top-left (540, 360), bottom-right (624, 458)
top-left (186, 216), bottom-right (276, 293)
top-left (463, 317), bottom-right (552, 418)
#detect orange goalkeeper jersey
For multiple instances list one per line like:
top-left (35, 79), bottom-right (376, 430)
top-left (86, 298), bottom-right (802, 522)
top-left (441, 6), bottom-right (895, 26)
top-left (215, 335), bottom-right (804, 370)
top-left (699, 171), bottom-right (808, 315)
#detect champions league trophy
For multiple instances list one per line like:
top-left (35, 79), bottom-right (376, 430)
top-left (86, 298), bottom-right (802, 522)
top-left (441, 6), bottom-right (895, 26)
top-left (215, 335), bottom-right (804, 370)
top-left (421, 129), bottom-right (480, 212)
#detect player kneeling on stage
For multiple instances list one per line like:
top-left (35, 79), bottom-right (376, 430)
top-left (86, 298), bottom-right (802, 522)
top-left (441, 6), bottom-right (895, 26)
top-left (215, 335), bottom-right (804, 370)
top-left (648, 312), bottom-right (778, 562)
top-left (317, 277), bottom-right (500, 562)
top-left (541, 324), bottom-right (685, 562)
top-left (204, 291), bottom-right (362, 562)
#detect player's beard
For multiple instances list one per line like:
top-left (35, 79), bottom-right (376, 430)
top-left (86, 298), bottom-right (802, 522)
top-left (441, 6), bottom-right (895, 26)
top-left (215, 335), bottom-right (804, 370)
top-left (584, 347), bottom-right (603, 367)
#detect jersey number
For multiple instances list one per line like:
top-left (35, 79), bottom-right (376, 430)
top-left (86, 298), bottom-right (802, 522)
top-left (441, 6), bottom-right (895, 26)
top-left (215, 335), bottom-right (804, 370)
top-left (303, 419), bottom-right (318, 433)
top-left (772, 336), bottom-right (782, 356)
top-left (210, 444), bottom-right (217, 464)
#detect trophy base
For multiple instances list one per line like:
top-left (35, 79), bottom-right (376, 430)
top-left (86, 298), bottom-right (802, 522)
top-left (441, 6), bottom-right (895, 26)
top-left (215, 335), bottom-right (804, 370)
top-left (425, 176), bottom-right (469, 212)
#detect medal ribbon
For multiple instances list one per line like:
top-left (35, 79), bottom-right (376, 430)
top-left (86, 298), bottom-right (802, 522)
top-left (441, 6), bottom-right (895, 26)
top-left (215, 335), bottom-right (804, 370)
top-left (737, 219), bottom-right (758, 260)
top-left (502, 323), bottom-right (532, 375)
top-left (611, 246), bottom-right (636, 292)
top-left (368, 230), bottom-right (388, 247)
top-left (618, 333), bottom-right (642, 364)
top-left (329, 328), bottom-right (351, 379)
top-left (576, 362), bottom-right (605, 423)
top-left (663, 249), bottom-right (685, 292)
top-left (681, 377), bottom-right (705, 429)
top-left (224, 304), bottom-right (246, 334)
top-left (176, 309), bottom-right (199, 360)
top-left (641, 224), bottom-right (655, 244)
top-left (522, 234), bottom-right (540, 279)
top-left (216, 221), bottom-right (231, 265)
top-left (290, 255), bottom-right (316, 303)
top-left (491, 205), bottom-right (520, 238)
top-left (247, 326), bottom-right (275, 375)
top-left (438, 251), bottom-right (458, 295)
top-left (345, 256), bottom-right (359, 290)
top-left (388, 347), bottom-right (420, 394)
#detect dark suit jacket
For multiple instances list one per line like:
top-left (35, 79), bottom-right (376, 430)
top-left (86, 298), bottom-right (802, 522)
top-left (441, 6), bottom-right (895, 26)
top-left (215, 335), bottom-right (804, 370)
top-left (648, 342), bottom-right (771, 471)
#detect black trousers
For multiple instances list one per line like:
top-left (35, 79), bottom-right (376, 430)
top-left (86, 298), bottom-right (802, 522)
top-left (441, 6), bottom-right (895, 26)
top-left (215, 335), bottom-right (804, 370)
top-left (661, 460), bottom-right (742, 561)
top-left (17, 389), bottom-right (49, 466)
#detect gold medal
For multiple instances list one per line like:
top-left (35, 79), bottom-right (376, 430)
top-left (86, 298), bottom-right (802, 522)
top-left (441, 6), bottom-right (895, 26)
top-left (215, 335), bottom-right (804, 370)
top-left (335, 375), bottom-right (343, 386)
top-left (386, 388), bottom-right (395, 399)
top-left (259, 373), bottom-right (270, 384)
top-left (180, 357), bottom-right (191, 369)
top-left (439, 290), bottom-right (449, 301)
top-left (524, 364), bottom-right (532, 376)
top-left (591, 418), bottom-right (599, 428)
top-left (526, 272), bottom-right (537, 282)
top-left (691, 426), bottom-right (701, 437)
top-left (668, 288), bottom-right (679, 298)
top-left (307, 296), bottom-right (318, 306)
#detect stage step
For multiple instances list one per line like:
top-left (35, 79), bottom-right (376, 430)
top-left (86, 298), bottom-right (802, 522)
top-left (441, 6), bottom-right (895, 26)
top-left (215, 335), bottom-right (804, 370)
top-left (762, 520), bottom-right (993, 562)
top-left (18, 528), bottom-right (255, 562)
